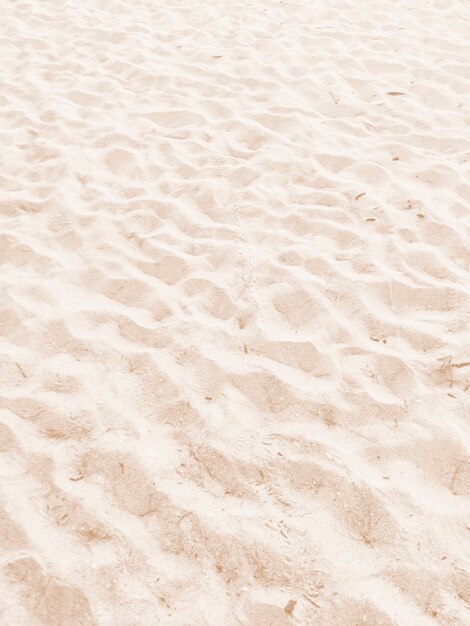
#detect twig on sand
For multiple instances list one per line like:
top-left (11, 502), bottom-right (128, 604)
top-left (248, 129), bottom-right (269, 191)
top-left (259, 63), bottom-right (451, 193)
top-left (16, 362), bottom-right (27, 378)
top-left (303, 593), bottom-right (320, 608)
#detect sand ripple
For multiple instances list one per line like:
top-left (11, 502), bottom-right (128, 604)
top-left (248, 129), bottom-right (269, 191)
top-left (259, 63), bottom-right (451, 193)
top-left (1, 1), bottom-right (470, 624)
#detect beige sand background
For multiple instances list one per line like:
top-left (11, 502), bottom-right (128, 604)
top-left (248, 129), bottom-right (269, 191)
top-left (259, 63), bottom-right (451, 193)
top-left (1, 0), bottom-right (470, 624)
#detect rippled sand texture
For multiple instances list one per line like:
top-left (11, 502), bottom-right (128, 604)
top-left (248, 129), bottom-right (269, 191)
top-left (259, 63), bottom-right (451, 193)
top-left (1, 0), bottom-right (470, 624)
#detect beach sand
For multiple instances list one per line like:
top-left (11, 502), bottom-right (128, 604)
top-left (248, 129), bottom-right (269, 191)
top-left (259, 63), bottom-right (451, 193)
top-left (1, 1), bottom-right (469, 624)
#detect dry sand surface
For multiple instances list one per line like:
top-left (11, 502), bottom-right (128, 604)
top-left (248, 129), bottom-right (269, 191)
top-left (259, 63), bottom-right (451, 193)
top-left (1, 0), bottom-right (470, 624)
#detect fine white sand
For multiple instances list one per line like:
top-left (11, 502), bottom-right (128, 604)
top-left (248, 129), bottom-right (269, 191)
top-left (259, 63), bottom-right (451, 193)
top-left (1, 1), bottom-right (470, 625)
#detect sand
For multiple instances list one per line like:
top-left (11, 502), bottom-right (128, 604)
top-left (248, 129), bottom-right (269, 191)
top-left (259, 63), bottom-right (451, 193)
top-left (1, 0), bottom-right (470, 624)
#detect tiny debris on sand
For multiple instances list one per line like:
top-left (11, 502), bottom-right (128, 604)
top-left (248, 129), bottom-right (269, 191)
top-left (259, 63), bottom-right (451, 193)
top-left (284, 599), bottom-right (296, 615)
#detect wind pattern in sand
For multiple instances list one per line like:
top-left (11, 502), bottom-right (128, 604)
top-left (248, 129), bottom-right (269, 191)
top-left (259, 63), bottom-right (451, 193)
top-left (1, 1), bottom-right (470, 625)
